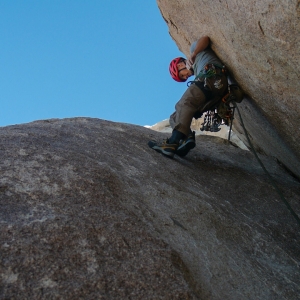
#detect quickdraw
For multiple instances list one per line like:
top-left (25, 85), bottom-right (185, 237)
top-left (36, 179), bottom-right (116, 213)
top-left (200, 109), bottom-right (222, 132)
top-left (200, 105), bottom-right (235, 136)
top-left (200, 93), bottom-right (236, 140)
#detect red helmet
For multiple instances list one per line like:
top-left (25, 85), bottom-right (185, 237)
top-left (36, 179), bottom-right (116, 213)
top-left (169, 57), bottom-right (186, 82)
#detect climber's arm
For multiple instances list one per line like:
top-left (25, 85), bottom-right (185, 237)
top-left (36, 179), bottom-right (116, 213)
top-left (188, 36), bottom-right (210, 65)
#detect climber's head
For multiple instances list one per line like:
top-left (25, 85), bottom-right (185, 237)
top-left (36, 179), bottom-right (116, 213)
top-left (169, 57), bottom-right (193, 82)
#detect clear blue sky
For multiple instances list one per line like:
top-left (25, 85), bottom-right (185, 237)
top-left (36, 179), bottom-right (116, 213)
top-left (0, 1), bottom-right (188, 127)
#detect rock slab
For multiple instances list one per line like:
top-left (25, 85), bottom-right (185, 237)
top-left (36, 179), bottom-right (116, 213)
top-left (0, 118), bottom-right (300, 299)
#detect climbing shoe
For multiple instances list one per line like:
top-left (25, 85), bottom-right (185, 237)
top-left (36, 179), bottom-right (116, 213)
top-left (148, 139), bottom-right (178, 158)
top-left (176, 131), bottom-right (196, 157)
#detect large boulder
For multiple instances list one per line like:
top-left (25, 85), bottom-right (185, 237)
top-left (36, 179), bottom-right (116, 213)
top-left (1, 118), bottom-right (299, 299)
top-left (156, 0), bottom-right (300, 179)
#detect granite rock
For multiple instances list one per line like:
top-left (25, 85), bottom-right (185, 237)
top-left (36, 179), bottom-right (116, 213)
top-left (156, 0), bottom-right (300, 179)
top-left (0, 118), bottom-right (299, 299)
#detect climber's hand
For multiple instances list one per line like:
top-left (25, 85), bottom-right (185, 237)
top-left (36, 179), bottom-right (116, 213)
top-left (187, 54), bottom-right (196, 69)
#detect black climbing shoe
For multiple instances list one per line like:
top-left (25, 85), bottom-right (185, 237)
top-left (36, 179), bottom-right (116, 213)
top-left (148, 139), bottom-right (178, 158)
top-left (176, 131), bottom-right (196, 157)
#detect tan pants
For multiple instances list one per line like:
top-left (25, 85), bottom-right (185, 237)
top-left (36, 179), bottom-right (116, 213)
top-left (169, 74), bottom-right (228, 136)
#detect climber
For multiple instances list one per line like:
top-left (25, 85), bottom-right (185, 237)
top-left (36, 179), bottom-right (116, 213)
top-left (148, 35), bottom-right (228, 158)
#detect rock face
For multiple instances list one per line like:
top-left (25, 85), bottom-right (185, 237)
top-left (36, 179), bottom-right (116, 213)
top-left (156, 0), bottom-right (300, 179)
top-left (0, 119), bottom-right (194, 299)
top-left (1, 118), bottom-right (300, 299)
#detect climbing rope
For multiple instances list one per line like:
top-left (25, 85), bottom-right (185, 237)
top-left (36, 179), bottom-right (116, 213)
top-left (233, 102), bottom-right (300, 226)
top-left (227, 105), bottom-right (235, 141)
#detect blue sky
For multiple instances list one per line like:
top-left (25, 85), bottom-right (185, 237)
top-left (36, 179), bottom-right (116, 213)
top-left (0, 1), bottom-right (188, 127)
